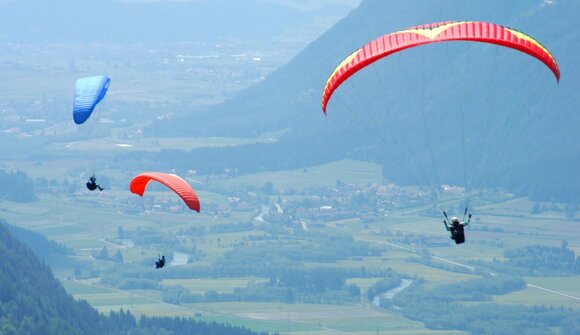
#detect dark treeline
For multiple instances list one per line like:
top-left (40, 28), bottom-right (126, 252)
top-left (400, 302), bottom-right (576, 335)
top-left (216, 235), bottom-right (382, 265)
top-left (388, 275), bottom-right (577, 335)
top-left (473, 242), bottom-right (580, 275)
top-left (365, 271), bottom-right (402, 301)
top-left (162, 267), bottom-right (404, 306)
top-left (109, 310), bottom-right (275, 335)
top-left (0, 223), bottom-right (275, 335)
top-left (429, 276), bottom-right (526, 302)
top-left (0, 169), bottom-right (36, 202)
top-left (385, 275), bottom-right (525, 307)
top-left (163, 280), bottom-right (360, 305)
top-left (113, 134), bottom-right (350, 176)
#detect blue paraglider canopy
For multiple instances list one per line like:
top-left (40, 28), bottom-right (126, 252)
top-left (72, 75), bottom-right (111, 124)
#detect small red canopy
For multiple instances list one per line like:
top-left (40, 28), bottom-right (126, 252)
top-left (129, 172), bottom-right (200, 212)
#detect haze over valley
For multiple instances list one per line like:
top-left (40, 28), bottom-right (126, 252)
top-left (0, 1), bottom-right (578, 334)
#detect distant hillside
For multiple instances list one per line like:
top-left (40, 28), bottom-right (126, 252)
top-left (0, 170), bottom-right (36, 202)
top-left (145, 0), bottom-right (579, 201)
top-left (0, 222), bottom-right (112, 335)
top-left (0, 222), bottom-right (274, 335)
top-left (1, 220), bottom-right (73, 260)
top-left (0, 0), bottom-right (353, 43)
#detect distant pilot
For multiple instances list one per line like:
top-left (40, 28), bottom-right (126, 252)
top-left (86, 175), bottom-right (104, 191)
top-left (155, 255), bottom-right (166, 269)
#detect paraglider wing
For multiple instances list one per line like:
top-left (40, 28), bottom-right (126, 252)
top-left (73, 75), bottom-right (111, 124)
top-left (129, 172), bottom-right (200, 212)
top-left (321, 21), bottom-right (560, 113)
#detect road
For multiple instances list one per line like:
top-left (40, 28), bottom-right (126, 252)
top-left (356, 236), bottom-right (580, 302)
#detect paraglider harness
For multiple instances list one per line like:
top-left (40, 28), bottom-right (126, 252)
top-left (86, 175), bottom-right (104, 191)
top-left (443, 209), bottom-right (472, 244)
top-left (155, 255), bottom-right (166, 269)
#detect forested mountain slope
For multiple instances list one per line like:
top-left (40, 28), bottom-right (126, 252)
top-left (0, 223), bottom-right (273, 335)
top-left (144, 0), bottom-right (579, 201)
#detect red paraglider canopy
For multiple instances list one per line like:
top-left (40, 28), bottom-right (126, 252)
top-left (322, 21), bottom-right (560, 113)
top-left (129, 172), bottom-right (200, 212)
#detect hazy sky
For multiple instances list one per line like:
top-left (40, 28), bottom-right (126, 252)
top-left (0, 0), bottom-right (363, 43)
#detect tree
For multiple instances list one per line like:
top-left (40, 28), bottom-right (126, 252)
top-left (74, 263), bottom-right (82, 277)
top-left (204, 290), bottom-right (218, 302)
top-left (263, 181), bottom-right (274, 195)
top-left (117, 226), bottom-right (125, 239)
top-left (285, 288), bottom-right (295, 304)
top-left (114, 250), bottom-right (123, 263)
top-left (96, 246), bottom-right (109, 260)
top-left (366, 287), bottom-right (376, 301)
top-left (564, 203), bottom-right (577, 220)
top-left (348, 284), bottom-right (361, 297)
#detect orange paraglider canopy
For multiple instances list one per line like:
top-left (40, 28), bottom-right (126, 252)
top-left (129, 172), bottom-right (200, 212)
top-left (322, 21), bottom-right (560, 113)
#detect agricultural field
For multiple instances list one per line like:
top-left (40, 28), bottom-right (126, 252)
top-left (2, 152), bottom-right (578, 334)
